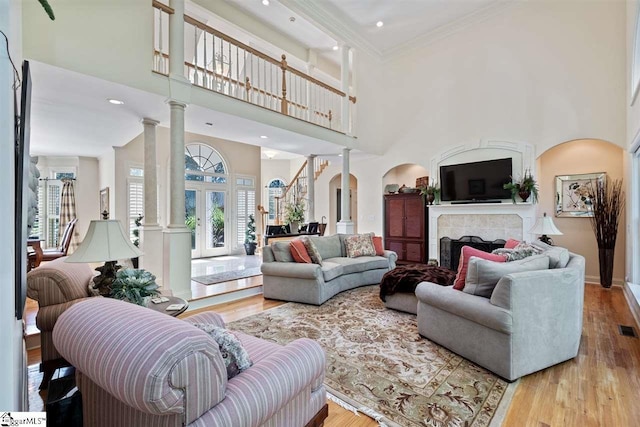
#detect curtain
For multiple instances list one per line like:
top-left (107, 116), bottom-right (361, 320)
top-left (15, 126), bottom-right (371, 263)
top-left (58, 180), bottom-right (79, 253)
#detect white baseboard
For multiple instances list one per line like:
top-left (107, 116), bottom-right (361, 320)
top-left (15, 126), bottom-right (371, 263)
top-left (186, 286), bottom-right (263, 312)
top-left (584, 274), bottom-right (625, 287)
top-left (623, 282), bottom-right (640, 330)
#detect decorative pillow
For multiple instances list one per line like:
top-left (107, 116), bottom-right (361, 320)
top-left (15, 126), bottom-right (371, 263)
top-left (492, 243), bottom-right (541, 262)
top-left (530, 240), bottom-right (570, 268)
top-left (290, 239), bottom-right (312, 263)
top-left (302, 237), bottom-right (323, 265)
top-left (453, 246), bottom-right (507, 290)
top-left (344, 234), bottom-right (376, 258)
top-left (372, 236), bottom-right (385, 256)
top-left (192, 323), bottom-right (252, 379)
top-left (271, 241), bottom-right (294, 262)
top-left (514, 241), bottom-right (545, 255)
top-left (504, 239), bottom-right (521, 249)
top-left (463, 255), bottom-right (550, 298)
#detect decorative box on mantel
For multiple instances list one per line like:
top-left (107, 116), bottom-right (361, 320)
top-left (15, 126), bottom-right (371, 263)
top-left (428, 202), bottom-right (536, 265)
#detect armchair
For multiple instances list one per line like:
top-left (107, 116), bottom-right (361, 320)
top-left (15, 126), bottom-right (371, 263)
top-left (26, 256), bottom-right (94, 388)
top-left (41, 218), bottom-right (77, 261)
top-left (52, 298), bottom-right (328, 427)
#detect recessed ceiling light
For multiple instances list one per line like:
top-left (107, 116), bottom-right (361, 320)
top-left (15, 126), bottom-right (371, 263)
top-left (376, 21), bottom-right (384, 28)
top-left (107, 98), bottom-right (124, 105)
top-left (260, 135), bottom-right (268, 139)
top-left (332, 45), bottom-right (339, 51)
top-left (264, 151), bottom-right (276, 159)
top-left (289, 16), bottom-right (296, 22)
top-left (262, 0), bottom-right (269, 5)
top-left (338, 154), bottom-right (343, 157)
top-left (205, 122), bottom-right (213, 126)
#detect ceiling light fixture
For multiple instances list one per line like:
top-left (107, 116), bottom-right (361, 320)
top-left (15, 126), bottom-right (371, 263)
top-left (205, 122), bottom-right (213, 126)
top-left (107, 98), bottom-right (125, 105)
top-left (264, 151), bottom-right (276, 159)
top-left (332, 45), bottom-right (339, 51)
top-left (376, 21), bottom-right (384, 28)
top-left (289, 16), bottom-right (296, 22)
top-left (260, 135), bottom-right (268, 139)
top-left (262, 0), bottom-right (269, 5)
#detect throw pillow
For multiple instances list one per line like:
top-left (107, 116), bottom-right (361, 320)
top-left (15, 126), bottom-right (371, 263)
top-left (192, 323), bottom-right (252, 379)
top-left (530, 240), bottom-right (570, 268)
top-left (344, 233), bottom-right (376, 258)
top-left (463, 254), bottom-right (550, 298)
top-left (492, 243), bottom-right (541, 262)
top-left (271, 241), bottom-right (294, 262)
top-left (302, 237), bottom-right (323, 265)
top-left (453, 246), bottom-right (507, 290)
top-left (372, 236), bottom-right (385, 256)
top-left (504, 238), bottom-right (521, 249)
top-left (290, 239), bottom-right (312, 263)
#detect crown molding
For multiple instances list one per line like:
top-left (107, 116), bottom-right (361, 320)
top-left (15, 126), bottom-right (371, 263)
top-left (277, 0), bottom-right (383, 60)
top-left (383, 0), bottom-right (516, 61)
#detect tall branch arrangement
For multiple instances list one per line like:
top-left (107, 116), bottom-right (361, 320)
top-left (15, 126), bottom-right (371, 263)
top-left (588, 178), bottom-right (624, 249)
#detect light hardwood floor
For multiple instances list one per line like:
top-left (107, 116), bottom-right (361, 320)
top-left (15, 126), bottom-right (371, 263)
top-left (27, 283), bottom-right (640, 426)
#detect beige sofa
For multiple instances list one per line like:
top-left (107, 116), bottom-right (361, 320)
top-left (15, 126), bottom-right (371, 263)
top-left (261, 234), bottom-right (397, 305)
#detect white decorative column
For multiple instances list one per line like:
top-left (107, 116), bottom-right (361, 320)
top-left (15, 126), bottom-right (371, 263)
top-left (169, 0), bottom-right (185, 81)
top-left (163, 101), bottom-right (191, 300)
top-left (337, 148), bottom-right (355, 234)
top-left (140, 118), bottom-right (164, 285)
top-left (340, 45), bottom-right (351, 135)
top-left (306, 155), bottom-right (316, 222)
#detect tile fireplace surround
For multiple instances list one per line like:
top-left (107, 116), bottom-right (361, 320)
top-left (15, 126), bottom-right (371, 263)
top-left (428, 202), bottom-right (536, 263)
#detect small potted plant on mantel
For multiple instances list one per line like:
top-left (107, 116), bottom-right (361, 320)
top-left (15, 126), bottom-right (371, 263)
top-left (503, 170), bottom-right (539, 203)
top-left (244, 214), bottom-right (257, 255)
top-left (419, 183), bottom-right (440, 205)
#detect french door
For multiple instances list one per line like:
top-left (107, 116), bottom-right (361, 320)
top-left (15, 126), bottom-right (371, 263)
top-left (185, 185), bottom-right (228, 258)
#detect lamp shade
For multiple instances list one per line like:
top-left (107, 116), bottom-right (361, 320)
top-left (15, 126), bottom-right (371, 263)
top-left (529, 213), bottom-right (563, 236)
top-left (65, 220), bottom-right (142, 263)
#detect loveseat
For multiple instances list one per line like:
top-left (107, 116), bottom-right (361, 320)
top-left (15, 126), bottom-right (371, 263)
top-left (415, 247), bottom-right (585, 381)
top-left (52, 297), bottom-right (328, 427)
top-left (261, 234), bottom-right (397, 305)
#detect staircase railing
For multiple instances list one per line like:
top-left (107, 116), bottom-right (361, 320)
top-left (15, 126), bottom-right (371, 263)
top-left (152, 2), bottom-right (355, 134)
top-left (275, 157), bottom-right (329, 225)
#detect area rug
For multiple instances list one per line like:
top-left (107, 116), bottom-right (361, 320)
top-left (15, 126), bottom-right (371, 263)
top-left (191, 267), bottom-right (261, 285)
top-left (229, 285), bottom-right (516, 427)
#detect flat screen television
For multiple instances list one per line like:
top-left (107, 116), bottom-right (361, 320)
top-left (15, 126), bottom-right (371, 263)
top-left (14, 60), bottom-right (32, 320)
top-left (439, 158), bottom-right (512, 202)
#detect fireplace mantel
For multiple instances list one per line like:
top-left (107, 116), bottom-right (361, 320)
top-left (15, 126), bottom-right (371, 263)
top-left (428, 202), bottom-right (537, 263)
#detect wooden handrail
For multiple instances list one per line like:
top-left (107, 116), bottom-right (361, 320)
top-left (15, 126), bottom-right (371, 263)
top-left (152, 0), bottom-right (174, 15)
top-left (184, 15), bottom-right (349, 98)
top-left (282, 161), bottom-right (308, 200)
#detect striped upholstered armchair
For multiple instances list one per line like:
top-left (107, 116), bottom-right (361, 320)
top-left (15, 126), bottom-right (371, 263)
top-left (53, 298), bottom-right (328, 427)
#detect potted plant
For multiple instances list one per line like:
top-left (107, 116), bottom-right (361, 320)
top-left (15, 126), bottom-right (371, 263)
top-left (110, 268), bottom-right (160, 306)
top-left (503, 170), bottom-right (539, 203)
top-left (132, 214), bottom-right (143, 268)
top-left (588, 178), bottom-right (624, 288)
top-left (244, 214), bottom-right (257, 255)
top-left (419, 184), bottom-right (440, 205)
top-left (284, 198), bottom-right (305, 233)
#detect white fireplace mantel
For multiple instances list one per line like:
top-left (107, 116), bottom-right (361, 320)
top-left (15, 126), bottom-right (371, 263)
top-left (428, 202), bottom-right (537, 262)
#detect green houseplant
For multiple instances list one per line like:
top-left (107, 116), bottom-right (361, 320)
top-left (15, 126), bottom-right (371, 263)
top-left (110, 269), bottom-right (160, 306)
top-left (503, 170), bottom-right (539, 203)
top-left (244, 214), bottom-right (257, 255)
top-left (419, 184), bottom-right (440, 205)
top-left (284, 198), bottom-right (305, 232)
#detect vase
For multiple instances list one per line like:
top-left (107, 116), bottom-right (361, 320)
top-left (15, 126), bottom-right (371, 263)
top-left (426, 194), bottom-right (435, 205)
top-left (598, 247), bottom-right (615, 288)
top-left (244, 242), bottom-right (257, 255)
top-left (518, 190), bottom-right (530, 202)
top-left (289, 221), bottom-right (299, 234)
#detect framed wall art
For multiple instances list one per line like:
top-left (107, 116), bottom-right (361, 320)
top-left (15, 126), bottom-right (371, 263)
top-left (555, 172), bottom-right (605, 217)
top-left (100, 187), bottom-right (110, 218)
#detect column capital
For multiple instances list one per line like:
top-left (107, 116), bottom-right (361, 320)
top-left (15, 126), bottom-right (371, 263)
top-left (342, 147), bottom-right (351, 154)
top-left (141, 118), bottom-right (160, 126)
top-left (306, 154), bottom-right (317, 159)
top-left (167, 99), bottom-right (187, 109)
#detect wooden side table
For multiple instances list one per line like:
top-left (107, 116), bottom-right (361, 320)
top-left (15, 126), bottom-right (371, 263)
top-left (146, 296), bottom-right (188, 317)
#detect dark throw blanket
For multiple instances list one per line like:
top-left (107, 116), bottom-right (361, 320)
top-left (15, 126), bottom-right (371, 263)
top-left (380, 264), bottom-right (456, 301)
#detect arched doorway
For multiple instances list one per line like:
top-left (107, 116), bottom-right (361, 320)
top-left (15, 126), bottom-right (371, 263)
top-left (329, 173), bottom-right (358, 235)
top-left (184, 143), bottom-right (229, 258)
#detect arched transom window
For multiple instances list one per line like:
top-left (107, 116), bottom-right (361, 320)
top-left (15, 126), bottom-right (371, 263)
top-left (185, 143), bottom-right (227, 183)
top-left (267, 179), bottom-right (286, 221)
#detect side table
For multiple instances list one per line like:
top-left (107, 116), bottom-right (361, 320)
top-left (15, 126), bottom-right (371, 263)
top-left (147, 296), bottom-right (188, 317)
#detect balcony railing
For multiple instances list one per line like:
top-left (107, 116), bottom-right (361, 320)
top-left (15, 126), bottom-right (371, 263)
top-left (152, 2), bottom-right (354, 134)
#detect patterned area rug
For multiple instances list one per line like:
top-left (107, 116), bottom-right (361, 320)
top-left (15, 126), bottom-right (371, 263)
top-left (229, 285), bottom-right (515, 427)
top-left (191, 267), bottom-right (261, 285)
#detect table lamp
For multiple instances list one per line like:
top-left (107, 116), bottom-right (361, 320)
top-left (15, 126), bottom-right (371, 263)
top-left (529, 212), bottom-right (563, 245)
top-left (66, 219), bottom-right (142, 296)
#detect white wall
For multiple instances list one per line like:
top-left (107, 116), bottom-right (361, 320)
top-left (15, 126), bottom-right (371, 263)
top-left (350, 0), bottom-right (626, 236)
top-left (98, 149), bottom-right (115, 217)
top-left (0, 0), bottom-right (25, 410)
